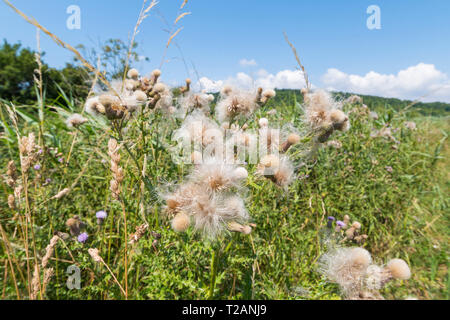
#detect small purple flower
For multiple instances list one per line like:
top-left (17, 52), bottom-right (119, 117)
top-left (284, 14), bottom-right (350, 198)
top-left (33, 164), bottom-right (41, 171)
top-left (58, 158), bottom-right (64, 163)
top-left (77, 232), bottom-right (88, 243)
top-left (37, 149), bottom-right (43, 155)
top-left (336, 221), bottom-right (345, 227)
top-left (385, 166), bottom-right (393, 173)
top-left (45, 178), bottom-right (52, 184)
top-left (96, 211), bottom-right (107, 219)
top-left (327, 216), bottom-right (335, 228)
top-left (96, 210), bottom-right (107, 225)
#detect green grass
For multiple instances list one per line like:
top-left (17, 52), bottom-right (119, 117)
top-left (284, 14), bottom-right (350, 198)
top-left (0, 91), bottom-right (448, 300)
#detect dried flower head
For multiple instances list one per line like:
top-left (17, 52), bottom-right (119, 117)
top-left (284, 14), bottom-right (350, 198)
top-left (127, 68), bottom-right (139, 80)
top-left (66, 113), bottom-right (88, 129)
top-left (257, 155), bottom-right (294, 188)
top-left (303, 89), bottom-right (350, 142)
top-left (171, 211), bottom-right (191, 232)
top-left (259, 118), bottom-right (269, 128)
top-left (215, 88), bottom-right (260, 122)
top-left (318, 247), bottom-right (372, 297)
top-left (385, 259), bottom-right (411, 280)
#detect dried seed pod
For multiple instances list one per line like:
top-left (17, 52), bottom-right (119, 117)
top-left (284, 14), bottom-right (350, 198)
top-left (66, 217), bottom-right (81, 236)
top-left (228, 221), bottom-right (252, 235)
top-left (171, 212), bottom-right (190, 232)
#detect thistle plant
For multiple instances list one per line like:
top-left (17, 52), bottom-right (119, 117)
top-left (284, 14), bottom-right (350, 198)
top-left (1, 0), bottom-right (444, 302)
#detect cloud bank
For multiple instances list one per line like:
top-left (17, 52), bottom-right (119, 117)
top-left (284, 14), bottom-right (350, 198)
top-left (195, 63), bottom-right (450, 103)
top-left (196, 69), bottom-right (307, 92)
top-left (322, 63), bottom-right (450, 102)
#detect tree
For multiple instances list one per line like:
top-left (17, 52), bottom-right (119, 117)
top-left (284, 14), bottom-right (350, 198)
top-left (0, 40), bottom-right (90, 104)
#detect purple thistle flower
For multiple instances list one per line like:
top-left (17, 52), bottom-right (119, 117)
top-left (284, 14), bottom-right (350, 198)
top-left (96, 211), bottom-right (107, 225)
top-left (327, 216), bottom-right (335, 228)
top-left (77, 232), bottom-right (88, 243)
top-left (96, 211), bottom-right (107, 219)
top-left (45, 178), bottom-right (52, 184)
top-left (336, 221), bottom-right (345, 227)
top-left (33, 164), bottom-right (41, 171)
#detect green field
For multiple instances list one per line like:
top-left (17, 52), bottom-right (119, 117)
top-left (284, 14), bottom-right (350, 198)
top-left (0, 88), bottom-right (448, 300)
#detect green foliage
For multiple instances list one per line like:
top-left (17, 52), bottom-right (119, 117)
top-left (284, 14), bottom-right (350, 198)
top-left (0, 40), bottom-right (90, 105)
top-left (0, 87), bottom-right (448, 300)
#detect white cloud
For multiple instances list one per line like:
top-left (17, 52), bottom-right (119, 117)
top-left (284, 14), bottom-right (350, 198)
top-left (322, 63), bottom-right (450, 102)
top-left (197, 77), bottom-right (224, 93)
top-left (239, 59), bottom-right (258, 67)
top-left (195, 63), bottom-right (450, 103)
top-left (196, 69), bottom-right (307, 92)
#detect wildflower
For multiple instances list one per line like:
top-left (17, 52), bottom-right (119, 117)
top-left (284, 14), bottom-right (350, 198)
top-left (215, 88), bottom-right (260, 122)
top-left (66, 216), bottom-right (82, 236)
top-left (369, 111), bottom-right (379, 120)
top-left (178, 91), bottom-right (214, 115)
top-left (343, 215), bottom-right (350, 225)
top-left (188, 194), bottom-right (250, 238)
top-left (173, 110), bottom-right (221, 148)
top-left (96, 210), bottom-right (107, 225)
top-left (180, 78), bottom-right (191, 94)
top-left (327, 216), bottom-right (335, 228)
top-left (256, 89), bottom-right (276, 106)
top-left (77, 232), bottom-right (88, 244)
top-left (345, 221), bottom-right (362, 240)
top-left (385, 259), bottom-right (411, 280)
top-left (404, 121), bottom-right (417, 130)
top-left (98, 94), bottom-right (126, 120)
top-left (189, 159), bottom-right (247, 192)
top-left (58, 158), bottom-right (64, 163)
top-left (33, 164), bottom-right (41, 171)
top-left (281, 133), bottom-right (301, 153)
top-left (318, 247), bottom-right (372, 298)
top-left (133, 90), bottom-right (147, 102)
top-left (303, 89), bottom-right (350, 142)
top-left (66, 113), bottom-right (88, 129)
top-left (227, 221), bottom-right (252, 235)
top-left (345, 95), bottom-right (363, 105)
top-left (84, 96), bottom-right (106, 116)
top-left (257, 155), bottom-right (294, 188)
top-left (127, 68), bottom-right (139, 80)
top-left (385, 166), bottom-right (393, 173)
top-left (329, 109), bottom-right (350, 132)
top-left (335, 220), bottom-right (345, 232)
top-left (258, 118), bottom-right (269, 128)
top-left (171, 212), bottom-right (190, 232)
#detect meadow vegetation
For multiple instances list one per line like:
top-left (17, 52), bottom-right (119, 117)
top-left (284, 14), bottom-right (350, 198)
top-left (0, 0), bottom-right (448, 301)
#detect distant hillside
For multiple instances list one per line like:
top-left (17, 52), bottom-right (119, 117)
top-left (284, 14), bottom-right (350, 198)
top-left (273, 89), bottom-right (450, 117)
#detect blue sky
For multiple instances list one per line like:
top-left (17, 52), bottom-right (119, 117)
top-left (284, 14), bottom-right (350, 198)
top-left (1, 0), bottom-right (449, 102)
